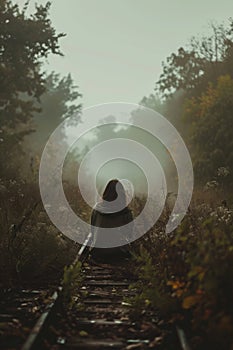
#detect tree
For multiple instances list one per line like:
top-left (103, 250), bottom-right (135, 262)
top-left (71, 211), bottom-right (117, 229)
top-left (183, 75), bottom-right (233, 183)
top-left (0, 0), bottom-right (65, 126)
top-left (25, 72), bottom-right (82, 155)
top-left (0, 0), bottom-right (65, 177)
top-left (156, 21), bottom-right (233, 99)
top-left (156, 47), bottom-right (205, 97)
top-left (140, 93), bottom-right (165, 115)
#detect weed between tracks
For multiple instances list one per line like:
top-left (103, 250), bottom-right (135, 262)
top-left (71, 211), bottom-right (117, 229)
top-left (62, 260), bottom-right (83, 308)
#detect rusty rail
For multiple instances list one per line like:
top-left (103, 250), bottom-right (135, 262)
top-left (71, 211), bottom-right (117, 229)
top-left (21, 233), bottom-right (92, 350)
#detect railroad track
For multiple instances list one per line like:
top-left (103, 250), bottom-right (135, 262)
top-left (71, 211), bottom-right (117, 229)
top-left (18, 233), bottom-right (192, 350)
top-left (0, 287), bottom-right (54, 349)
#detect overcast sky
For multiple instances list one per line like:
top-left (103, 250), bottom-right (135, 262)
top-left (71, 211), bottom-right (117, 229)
top-left (18, 0), bottom-right (233, 107)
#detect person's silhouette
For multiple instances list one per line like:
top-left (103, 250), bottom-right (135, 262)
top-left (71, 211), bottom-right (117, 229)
top-left (90, 179), bottom-right (134, 260)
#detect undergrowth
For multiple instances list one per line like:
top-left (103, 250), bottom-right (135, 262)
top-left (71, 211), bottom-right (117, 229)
top-left (129, 191), bottom-right (233, 350)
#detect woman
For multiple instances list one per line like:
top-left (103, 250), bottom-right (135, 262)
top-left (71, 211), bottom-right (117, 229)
top-left (90, 179), bottom-right (134, 260)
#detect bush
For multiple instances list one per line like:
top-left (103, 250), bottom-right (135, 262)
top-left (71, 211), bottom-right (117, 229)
top-left (0, 178), bottom-right (78, 287)
top-left (129, 195), bottom-right (233, 349)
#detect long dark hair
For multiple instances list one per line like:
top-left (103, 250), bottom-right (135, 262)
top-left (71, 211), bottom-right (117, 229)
top-left (102, 179), bottom-right (126, 206)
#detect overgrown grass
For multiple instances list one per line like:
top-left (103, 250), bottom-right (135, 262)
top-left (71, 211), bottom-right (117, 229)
top-left (129, 189), bottom-right (233, 350)
top-left (0, 178), bottom-right (79, 287)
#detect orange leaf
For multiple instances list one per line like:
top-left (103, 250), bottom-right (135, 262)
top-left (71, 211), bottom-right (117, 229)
top-left (182, 295), bottom-right (200, 309)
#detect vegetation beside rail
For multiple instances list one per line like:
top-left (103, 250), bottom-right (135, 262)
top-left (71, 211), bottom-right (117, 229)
top-left (129, 190), bottom-right (233, 350)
